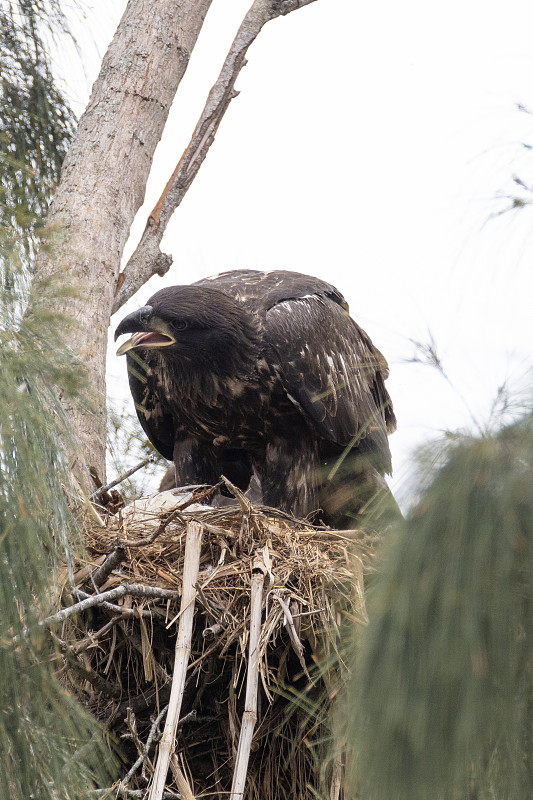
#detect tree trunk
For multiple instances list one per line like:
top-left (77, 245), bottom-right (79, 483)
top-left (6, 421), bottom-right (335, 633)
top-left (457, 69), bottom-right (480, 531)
top-left (35, 0), bottom-right (213, 480)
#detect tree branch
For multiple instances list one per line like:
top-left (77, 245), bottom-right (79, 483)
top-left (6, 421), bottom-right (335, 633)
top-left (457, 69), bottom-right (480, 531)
top-left (118, 704), bottom-right (169, 794)
top-left (112, 0), bottom-right (318, 314)
top-left (42, 584), bottom-right (181, 627)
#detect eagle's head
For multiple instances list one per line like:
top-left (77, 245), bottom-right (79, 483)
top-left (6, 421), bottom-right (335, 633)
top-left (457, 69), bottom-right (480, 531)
top-left (114, 285), bottom-right (261, 376)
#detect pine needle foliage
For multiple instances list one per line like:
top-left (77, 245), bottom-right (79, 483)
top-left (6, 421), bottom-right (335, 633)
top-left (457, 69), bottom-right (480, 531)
top-left (0, 0), bottom-right (75, 283)
top-left (345, 416), bottom-right (533, 800)
top-left (0, 253), bottom-right (116, 796)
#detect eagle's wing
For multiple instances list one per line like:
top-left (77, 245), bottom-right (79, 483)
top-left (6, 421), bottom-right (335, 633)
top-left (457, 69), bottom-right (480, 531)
top-left (126, 353), bottom-right (176, 460)
top-left (264, 293), bottom-right (396, 474)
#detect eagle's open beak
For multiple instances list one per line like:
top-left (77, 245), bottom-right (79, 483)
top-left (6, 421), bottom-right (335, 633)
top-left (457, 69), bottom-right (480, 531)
top-left (115, 306), bottom-right (176, 355)
top-left (116, 331), bottom-right (176, 356)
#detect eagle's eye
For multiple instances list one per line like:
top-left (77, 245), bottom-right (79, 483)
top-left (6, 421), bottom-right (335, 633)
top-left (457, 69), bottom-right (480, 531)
top-left (173, 320), bottom-right (188, 331)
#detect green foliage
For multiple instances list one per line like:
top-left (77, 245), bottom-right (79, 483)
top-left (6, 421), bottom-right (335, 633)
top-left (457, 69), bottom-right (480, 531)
top-left (345, 416), bottom-right (533, 799)
top-left (0, 263), bottom-right (117, 797)
top-left (0, 0), bottom-right (75, 282)
top-left (0, 6), bottom-right (117, 792)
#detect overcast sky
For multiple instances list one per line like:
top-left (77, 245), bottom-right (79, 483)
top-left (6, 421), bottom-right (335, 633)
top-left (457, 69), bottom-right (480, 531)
top-left (62, 0), bottom-right (533, 503)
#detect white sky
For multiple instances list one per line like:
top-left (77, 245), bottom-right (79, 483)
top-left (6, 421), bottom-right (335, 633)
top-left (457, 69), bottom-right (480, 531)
top-left (61, 0), bottom-right (533, 504)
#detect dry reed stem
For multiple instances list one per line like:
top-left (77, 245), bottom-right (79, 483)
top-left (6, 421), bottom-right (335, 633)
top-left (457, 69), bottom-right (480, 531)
top-left (148, 521), bottom-right (203, 800)
top-left (329, 752), bottom-right (343, 800)
top-left (230, 551), bottom-right (267, 799)
top-left (272, 592), bottom-right (310, 679)
top-left (170, 754), bottom-right (195, 800)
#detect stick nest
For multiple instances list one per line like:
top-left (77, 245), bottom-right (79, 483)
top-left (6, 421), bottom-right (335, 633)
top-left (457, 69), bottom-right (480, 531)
top-left (62, 488), bottom-right (372, 800)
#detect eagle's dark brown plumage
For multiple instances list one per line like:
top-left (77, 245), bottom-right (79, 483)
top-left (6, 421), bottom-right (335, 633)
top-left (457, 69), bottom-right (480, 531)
top-left (115, 269), bottom-right (396, 526)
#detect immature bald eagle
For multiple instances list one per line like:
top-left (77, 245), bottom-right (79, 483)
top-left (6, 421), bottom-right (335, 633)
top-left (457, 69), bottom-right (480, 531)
top-left (115, 270), bottom-right (396, 526)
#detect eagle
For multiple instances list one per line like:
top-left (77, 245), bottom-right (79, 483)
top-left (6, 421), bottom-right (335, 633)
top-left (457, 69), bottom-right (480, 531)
top-left (115, 269), bottom-right (396, 526)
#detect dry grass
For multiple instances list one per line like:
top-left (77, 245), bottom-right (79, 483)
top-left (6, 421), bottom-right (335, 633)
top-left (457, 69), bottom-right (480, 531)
top-left (59, 489), bottom-right (372, 800)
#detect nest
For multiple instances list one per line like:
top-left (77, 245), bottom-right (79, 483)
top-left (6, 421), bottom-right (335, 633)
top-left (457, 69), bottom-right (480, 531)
top-left (60, 485), bottom-right (371, 800)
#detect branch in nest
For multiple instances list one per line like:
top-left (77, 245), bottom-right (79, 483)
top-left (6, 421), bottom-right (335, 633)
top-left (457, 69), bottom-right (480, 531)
top-left (89, 547), bottom-right (127, 588)
top-left (112, 0), bottom-right (318, 313)
top-left (221, 475), bottom-right (253, 515)
top-left (117, 483), bottom-right (220, 548)
top-left (71, 617), bottom-right (119, 654)
top-left (41, 584), bottom-right (181, 628)
top-left (90, 456), bottom-right (158, 502)
top-left (62, 645), bottom-right (122, 698)
top-left (119, 704), bottom-right (169, 794)
top-left (75, 590), bottom-right (157, 620)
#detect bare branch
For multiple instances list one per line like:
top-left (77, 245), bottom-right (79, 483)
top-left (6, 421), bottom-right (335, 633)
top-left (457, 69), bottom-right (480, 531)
top-left (119, 704), bottom-right (169, 794)
top-left (42, 584), bottom-right (181, 627)
top-left (74, 590), bottom-right (157, 620)
top-left (90, 547), bottom-right (127, 588)
top-left (112, 0), bottom-right (318, 314)
top-left (90, 455), bottom-right (158, 501)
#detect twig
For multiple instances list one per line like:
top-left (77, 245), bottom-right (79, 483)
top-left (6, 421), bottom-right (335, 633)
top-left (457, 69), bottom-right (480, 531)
top-left (273, 593), bottom-right (310, 678)
top-left (90, 547), bottom-right (127, 588)
top-left (117, 483), bottom-right (219, 548)
top-left (221, 475), bottom-right (253, 515)
top-left (90, 792), bottom-right (179, 799)
top-left (71, 617), bottom-right (119, 653)
top-left (148, 521), bottom-right (203, 800)
top-left (230, 552), bottom-right (267, 800)
top-left (91, 456), bottom-right (158, 501)
top-left (74, 590), bottom-right (157, 620)
top-left (112, 0), bottom-right (318, 313)
top-left (41, 584), bottom-right (180, 627)
top-left (62, 646), bottom-right (122, 698)
top-left (221, 475), bottom-right (265, 542)
top-left (118, 704), bottom-right (169, 794)
top-left (123, 708), bottom-right (144, 759)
